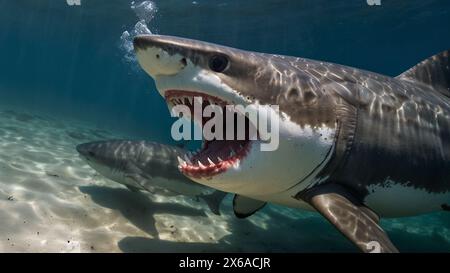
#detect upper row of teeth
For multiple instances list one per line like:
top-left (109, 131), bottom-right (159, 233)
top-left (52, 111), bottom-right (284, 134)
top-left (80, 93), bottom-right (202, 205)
top-left (170, 96), bottom-right (222, 106)
top-left (171, 97), bottom-right (192, 105)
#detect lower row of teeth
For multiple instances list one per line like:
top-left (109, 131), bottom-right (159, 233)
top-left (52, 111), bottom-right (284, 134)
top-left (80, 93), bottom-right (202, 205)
top-left (177, 150), bottom-right (239, 168)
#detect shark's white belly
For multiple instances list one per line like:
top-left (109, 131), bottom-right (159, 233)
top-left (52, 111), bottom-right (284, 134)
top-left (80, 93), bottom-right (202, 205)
top-left (245, 186), bottom-right (317, 212)
top-left (363, 182), bottom-right (450, 217)
top-left (245, 181), bottom-right (450, 218)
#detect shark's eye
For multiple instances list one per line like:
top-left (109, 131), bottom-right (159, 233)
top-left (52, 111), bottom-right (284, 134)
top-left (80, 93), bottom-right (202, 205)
top-left (209, 55), bottom-right (229, 72)
top-left (88, 151), bottom-right (95, 157)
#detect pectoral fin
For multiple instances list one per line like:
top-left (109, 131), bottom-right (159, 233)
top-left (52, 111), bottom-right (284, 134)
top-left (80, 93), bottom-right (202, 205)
top-left (123, 171), bottom-right (149, 192)
top-left (200, 190), bottom-right (228, 216)
top-left (233, 195), bottom-right (266, 218)
top-left (296, 184), bottom-right (398, 253)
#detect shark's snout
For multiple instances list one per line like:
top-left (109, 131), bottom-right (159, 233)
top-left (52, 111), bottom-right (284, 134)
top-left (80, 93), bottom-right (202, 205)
top-left (132, 35), bottom-right (154, 51)
top-left (133, 35), bottom-right (179, 51)
top-left (76, 143), bottom-right (95, 160)
top-left (76, 143), bottom-right (88, 156)
top-left (133, 35), bottom-right (188, 77)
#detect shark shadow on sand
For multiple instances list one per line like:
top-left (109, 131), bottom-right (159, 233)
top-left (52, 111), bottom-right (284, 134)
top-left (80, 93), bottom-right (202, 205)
top-left (117, 205), bottom-right (358, 253)
top-left (78, 185), bottom-right (207, 238)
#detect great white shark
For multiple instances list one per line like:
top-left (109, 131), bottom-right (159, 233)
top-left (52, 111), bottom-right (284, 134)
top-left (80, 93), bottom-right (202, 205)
top-left (133, 34), bottom-right (450, 253)
top-left (76, 140), bottom-right (227, 215)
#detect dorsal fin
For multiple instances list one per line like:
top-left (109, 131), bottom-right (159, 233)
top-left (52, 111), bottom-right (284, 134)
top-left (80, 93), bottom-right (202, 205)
top-left (396, 50), bottom-right (450, 96)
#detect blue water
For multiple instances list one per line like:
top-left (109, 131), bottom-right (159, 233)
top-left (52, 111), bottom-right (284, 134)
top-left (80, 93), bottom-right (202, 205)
top-left (0, 0), bottom-right (450, 252)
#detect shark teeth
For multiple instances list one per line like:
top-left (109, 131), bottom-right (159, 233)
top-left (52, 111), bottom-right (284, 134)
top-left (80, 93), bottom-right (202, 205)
top-left (168, 95), bottom-right (200, 112)
top-left (182, 151), bottom-right (227, 168)
top-left (179, 141), bottom-right (252, 179)
top-left (171, 97), bottom-right (190, 105)
top-left (207, 157), bottom-right (214, 165)
top-left (177, 156), bottom-right (187, 167)
top-left (183, 154), bottom-right (192, 164)
top-left (198, 161), bottom-right (206, 168)
top-left (233, 159), bottom-right (240, 169)
top-left (182, 141), bottom-right (250, 169)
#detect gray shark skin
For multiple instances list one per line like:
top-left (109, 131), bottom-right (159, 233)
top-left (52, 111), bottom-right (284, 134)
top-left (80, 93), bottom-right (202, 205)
top-left (133, 34), bottom-right (450, 253)
top-left (76, 140), bottom-right (227, 215)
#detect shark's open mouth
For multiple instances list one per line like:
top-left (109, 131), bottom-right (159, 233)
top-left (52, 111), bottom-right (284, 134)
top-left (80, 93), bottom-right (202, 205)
top-left (165, 90), bottom-right (254, 178)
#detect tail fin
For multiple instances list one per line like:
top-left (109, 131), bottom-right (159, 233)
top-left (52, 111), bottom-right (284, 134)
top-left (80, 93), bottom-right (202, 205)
top-left (199, 190), bottom-right (228, 215)
top-left (396, 50), bottom-right (450, 96)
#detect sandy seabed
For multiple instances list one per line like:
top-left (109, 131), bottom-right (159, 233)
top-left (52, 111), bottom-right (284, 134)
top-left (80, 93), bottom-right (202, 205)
top-left (0, 107), bottom-right (449, 253)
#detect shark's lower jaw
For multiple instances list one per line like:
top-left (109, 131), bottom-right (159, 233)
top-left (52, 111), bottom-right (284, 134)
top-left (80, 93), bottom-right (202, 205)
top-left (181, 140), bottom-right (252, 179)
top-left (165, 90), bottom-right (253, 179)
